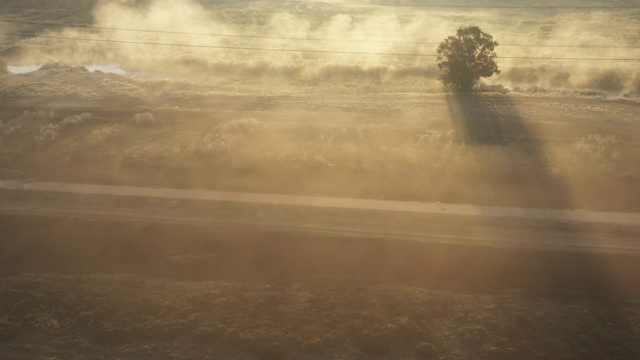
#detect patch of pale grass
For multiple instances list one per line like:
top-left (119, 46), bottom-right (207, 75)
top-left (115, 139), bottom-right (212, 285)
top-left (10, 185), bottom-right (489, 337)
top-left (574, 134), bottom-right (623, 172)
top-left (36, 113), bottom-right (93, 142)
top-left (544, 134), bottom-right (640, 178)
top-left (1, 110), bottom-right (56, 137)
top-left (86, 125), bottom-right (121, 145)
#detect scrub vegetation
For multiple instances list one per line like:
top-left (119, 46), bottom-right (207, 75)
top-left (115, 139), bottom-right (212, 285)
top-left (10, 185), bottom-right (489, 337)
top-left (1, 214), bottom-right (639, 360)
top-left (1, 273), bottom-right (639, 360)
top-left (0, 92), bottom-right (638, 210)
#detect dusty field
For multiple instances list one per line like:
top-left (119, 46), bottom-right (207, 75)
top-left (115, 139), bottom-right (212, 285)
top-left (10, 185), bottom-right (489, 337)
top-left (1, 2), bottom-right (640, 359)
top-left (1, 273), bottom-right (639, 360)
top-left (1, 1), bottom-right (640, 211)
top-left (1, 75), bottom-right (639, 211)
top-left (1, 214), bottom-right (640, 359)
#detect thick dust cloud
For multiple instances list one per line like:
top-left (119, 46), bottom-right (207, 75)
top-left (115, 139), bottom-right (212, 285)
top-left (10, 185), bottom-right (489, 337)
top-left (5, 0), bottom-right (640, 94)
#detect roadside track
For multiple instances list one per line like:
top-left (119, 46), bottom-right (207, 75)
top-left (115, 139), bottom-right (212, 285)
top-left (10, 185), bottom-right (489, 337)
top-left (1, 180), bottom-right (639, 225)
top-left (1, 180), bottom-right (639, 254)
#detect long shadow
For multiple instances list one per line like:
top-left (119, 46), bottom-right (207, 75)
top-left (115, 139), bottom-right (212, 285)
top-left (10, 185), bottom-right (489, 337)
top-left (448, 93), bottom-right (523, 145)
top-left (446, 92), bottom-right (637, 357)
top-left (447, 92), bottom-right (569, 208)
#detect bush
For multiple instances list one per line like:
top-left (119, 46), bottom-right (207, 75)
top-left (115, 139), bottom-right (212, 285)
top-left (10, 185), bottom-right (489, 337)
top-left (477, 83), bottom-right (510, 94)
top-left (199, 118), bottom-right (260, 152)
top-left (133, 112), bottom-right (157, 126)
top-left (1, 110), bottom-right (56, 137)
top-left (36, 113), bottom-right (92, 142)
top-left (61, 113), bottom-right (92, 127)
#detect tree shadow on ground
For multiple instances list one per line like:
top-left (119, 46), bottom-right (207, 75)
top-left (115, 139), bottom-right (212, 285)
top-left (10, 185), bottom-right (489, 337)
top-left (446, 92), bottom-right (567, 208)
top-left (446, 92), bottom-right (638, 358)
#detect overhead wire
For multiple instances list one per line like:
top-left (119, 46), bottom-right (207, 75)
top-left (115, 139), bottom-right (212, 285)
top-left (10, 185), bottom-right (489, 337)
top-left (1, 18), bottom-right (638, 49)
top-left (212, 0), bottom-right (640, 9)
top-left (3, 32), bottom-right (640, 62)
top-left (0, 32), bottom-right (439, 57)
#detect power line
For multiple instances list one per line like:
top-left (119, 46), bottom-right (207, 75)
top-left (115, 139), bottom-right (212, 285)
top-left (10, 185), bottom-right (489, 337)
top-left (5, 0), bottom-right (640, 9)
top-left (0, 32), bottom-right (438, 57)
top-left (236, 0), bottom-right (640, 9)
top-left (3, 32), bottom-right (640, 62)
top-left (1, 18), bottom-right (638, 49)
top-left (0, 18), bottom-right (418, 45)
top-left (500, 56), bottom-right (640, 61)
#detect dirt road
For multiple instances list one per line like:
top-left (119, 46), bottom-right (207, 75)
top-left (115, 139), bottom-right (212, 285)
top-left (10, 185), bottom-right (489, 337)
top-left (1, 180), bottom-right (639, 254)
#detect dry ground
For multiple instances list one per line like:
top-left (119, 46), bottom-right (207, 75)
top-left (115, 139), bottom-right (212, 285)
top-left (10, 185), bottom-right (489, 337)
top-left (2, 3), bottom-right (640, 359)
top-left (2, 70), bottom-right (640, 359)
top-left (1, 273), bottom-right (640, 360)
top-left (1, 214), bottom-right (640, 359)
top-left (1, 70), bottom-right (639, 211)
top-left (1, 67), bottom-right (640, 360)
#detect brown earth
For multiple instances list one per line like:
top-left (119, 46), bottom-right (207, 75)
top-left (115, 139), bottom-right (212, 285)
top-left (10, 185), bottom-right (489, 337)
top-left (1, 212), bottom-right (640, 359)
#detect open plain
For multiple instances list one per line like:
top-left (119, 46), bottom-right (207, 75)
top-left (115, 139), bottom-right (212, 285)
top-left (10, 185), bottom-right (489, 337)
top-left (1, 0), bottom-right (640, 359)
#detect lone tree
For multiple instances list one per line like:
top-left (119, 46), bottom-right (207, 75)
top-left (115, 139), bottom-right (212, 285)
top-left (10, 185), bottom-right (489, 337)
top-left (437, 26), bottom-right (500, 92)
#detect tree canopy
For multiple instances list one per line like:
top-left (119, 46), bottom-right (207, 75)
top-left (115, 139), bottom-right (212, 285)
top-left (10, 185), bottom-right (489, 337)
top-left (436, 26), bottom-right (500, 92)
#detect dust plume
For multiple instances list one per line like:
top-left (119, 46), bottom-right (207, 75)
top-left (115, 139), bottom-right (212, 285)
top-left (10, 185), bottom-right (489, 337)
top-left (4, 0), bottom-right (640, 94)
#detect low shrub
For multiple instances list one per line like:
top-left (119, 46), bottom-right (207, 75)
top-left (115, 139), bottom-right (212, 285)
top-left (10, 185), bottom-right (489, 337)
top-left (36, 113), bottom-right (92, 142)
top-left (133, 112), bottom-right (157, 126)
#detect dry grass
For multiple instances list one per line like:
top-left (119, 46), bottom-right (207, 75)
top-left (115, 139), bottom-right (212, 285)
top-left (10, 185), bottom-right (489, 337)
top-left (16, 110), bottom-right (632, 179)
top-left (36, 112), bottom-right (93, 142)
top-left (0, 274), bottom-right (639, 360)
top-left (0, 201), bottom-right (639, 359)
top-left (1, 3), bottom-right (639, 359)
top-left (1, 91), bottom-right (639, 210)
top-left (0, 109), bottom-right (55, 137)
